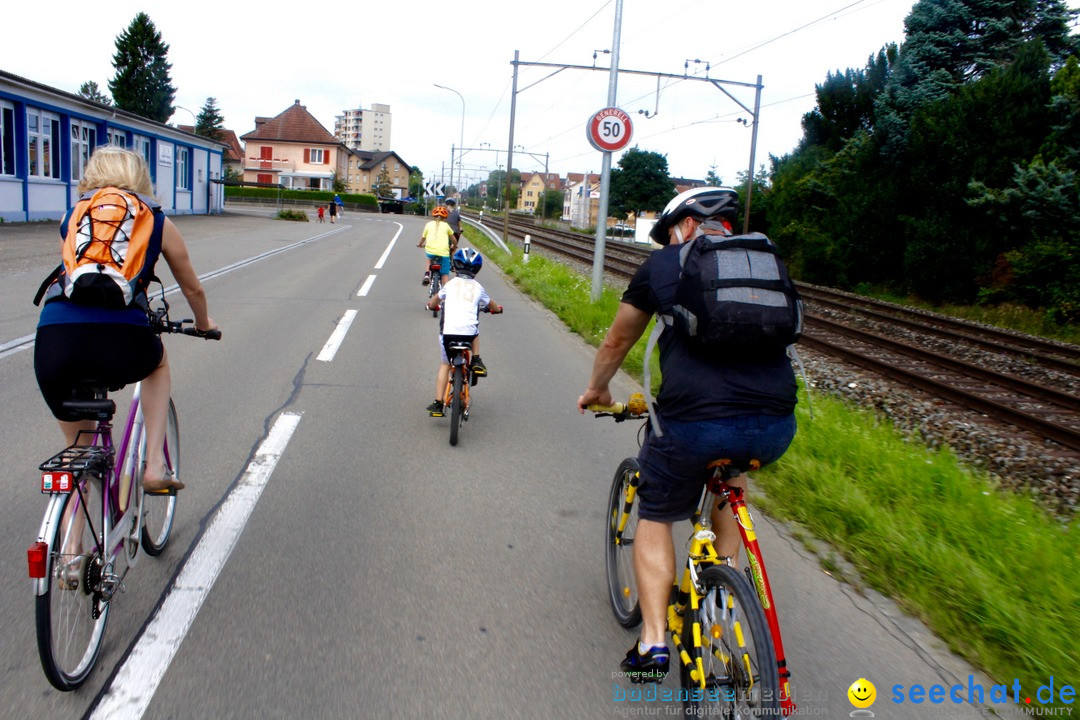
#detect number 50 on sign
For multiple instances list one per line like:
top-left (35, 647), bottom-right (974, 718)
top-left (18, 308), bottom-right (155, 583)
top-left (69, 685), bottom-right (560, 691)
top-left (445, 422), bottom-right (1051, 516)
top-left (586, 107), bottom-right (633, 153)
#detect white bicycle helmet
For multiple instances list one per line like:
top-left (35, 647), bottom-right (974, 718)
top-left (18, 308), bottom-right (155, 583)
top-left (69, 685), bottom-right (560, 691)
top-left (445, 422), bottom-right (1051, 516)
top-left (649, 186), bottom-right (739, 245)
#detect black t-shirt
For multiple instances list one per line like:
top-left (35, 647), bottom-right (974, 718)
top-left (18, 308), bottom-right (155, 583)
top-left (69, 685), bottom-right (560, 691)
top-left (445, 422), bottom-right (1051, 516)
top-left (621, 244), bottom-right (798, 421)
top-left (447, 208), bottom-right (462, 234)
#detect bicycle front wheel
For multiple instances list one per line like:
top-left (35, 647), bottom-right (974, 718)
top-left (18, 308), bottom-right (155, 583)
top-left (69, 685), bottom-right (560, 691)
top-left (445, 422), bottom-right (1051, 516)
top-left (142, 398), bottom-right (179, 556)
top-left (449, 368), bottom-right (463, 446)
top-left (35, 476), bottom-right (110, 691)
top-left (681, 564), bottom-right (780, 717)
top-left (429, 275), bottom-right (440, 317)
top-left (605, 458), bottom-right (641, 628)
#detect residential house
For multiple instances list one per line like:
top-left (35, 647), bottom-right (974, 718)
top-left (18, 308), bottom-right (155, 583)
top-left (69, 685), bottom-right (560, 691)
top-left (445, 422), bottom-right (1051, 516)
top-left (347, 150), bottom-right (412, 198)
top-left (517, 172), bottom-right (562, 213)
top-left (239, 100), bottom-right (346, 190)
top-left (179, 125), bottom-right (243, 179)
top-left (0, 69), bottom-right (225, 221)
top-left (563, 172), bottom-right (601, 229)
top-left (671, 176), bottom-right (706, 194)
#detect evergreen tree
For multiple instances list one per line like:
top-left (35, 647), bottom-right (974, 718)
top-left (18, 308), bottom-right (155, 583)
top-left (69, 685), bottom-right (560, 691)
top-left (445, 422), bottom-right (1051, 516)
top-left (77, 81), bottom-right (111, 106)
top-left (194, 97), bottom-right (225, 141)
top-left (109, 13), bottom-right (176, 122)
top-left (802, 46), bottom-right (896, 152)
top-left (876, 0), bottom-right (1077, 161)
top-left (608, 147), bottom-right (676, 218)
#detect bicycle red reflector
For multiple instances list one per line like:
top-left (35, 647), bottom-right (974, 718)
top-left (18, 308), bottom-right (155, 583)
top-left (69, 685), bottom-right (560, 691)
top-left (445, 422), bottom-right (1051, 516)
top-left (41, 471), bottom-right (74, 493)
top-left (28, 542), bottom-right (48, 578)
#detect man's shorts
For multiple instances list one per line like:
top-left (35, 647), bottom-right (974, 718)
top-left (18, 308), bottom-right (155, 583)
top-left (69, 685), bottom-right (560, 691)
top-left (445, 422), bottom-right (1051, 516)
top-left (636, 413), bottom-right (797, 522)
top-left (427, 253), bottom-right (451, 275)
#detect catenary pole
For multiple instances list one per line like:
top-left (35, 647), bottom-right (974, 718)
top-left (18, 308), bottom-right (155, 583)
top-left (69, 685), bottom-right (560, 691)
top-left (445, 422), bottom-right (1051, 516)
top-left (590, 0), bottom-right (624, 302)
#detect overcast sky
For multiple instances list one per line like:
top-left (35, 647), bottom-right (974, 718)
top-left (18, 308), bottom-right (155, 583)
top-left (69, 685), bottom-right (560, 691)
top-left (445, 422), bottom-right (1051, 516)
top-left (4, 0), bottom-right (1077, 190)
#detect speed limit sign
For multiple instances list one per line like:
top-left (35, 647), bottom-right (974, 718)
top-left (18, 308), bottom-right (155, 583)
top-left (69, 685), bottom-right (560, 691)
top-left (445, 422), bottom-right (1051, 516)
top-left (587, 107), bottom-right (633, 153)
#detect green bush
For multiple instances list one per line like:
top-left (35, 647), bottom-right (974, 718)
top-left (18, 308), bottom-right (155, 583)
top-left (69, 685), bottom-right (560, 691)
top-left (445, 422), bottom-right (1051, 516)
top-left (224, 186), bottom-right (377, 207)
top-left (276, 209), bottom-right (308, 221)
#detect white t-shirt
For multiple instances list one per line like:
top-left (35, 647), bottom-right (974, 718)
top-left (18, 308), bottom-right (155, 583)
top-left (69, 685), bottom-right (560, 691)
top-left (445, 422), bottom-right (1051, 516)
top-left (438, 276), bottom-right (490, 335)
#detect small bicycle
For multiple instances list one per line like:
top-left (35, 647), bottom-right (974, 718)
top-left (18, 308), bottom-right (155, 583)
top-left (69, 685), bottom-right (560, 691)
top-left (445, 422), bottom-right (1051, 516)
top-left (27, 297), bottom-right (220, 691)
top-left (439, 307), bottom-right (502, 446)
top-left (593, 395), bottom-right (795, 717)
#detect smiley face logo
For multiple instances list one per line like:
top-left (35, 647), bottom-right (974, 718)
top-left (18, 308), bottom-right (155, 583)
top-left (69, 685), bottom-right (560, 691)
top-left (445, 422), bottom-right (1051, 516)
top-left (848, 678), bottom-right (877, 709)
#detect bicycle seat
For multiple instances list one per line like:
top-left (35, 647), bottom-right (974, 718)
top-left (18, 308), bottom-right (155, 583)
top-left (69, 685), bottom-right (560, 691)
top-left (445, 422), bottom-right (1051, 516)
top-left (62, 381), bottom-right (121, 420)
top-left (446, 341), bottom-right (472, 351)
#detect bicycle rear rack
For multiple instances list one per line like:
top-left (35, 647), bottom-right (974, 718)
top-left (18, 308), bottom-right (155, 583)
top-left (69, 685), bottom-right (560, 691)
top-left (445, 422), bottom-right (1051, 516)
top-left (39, 444), bottom-right (113, 475)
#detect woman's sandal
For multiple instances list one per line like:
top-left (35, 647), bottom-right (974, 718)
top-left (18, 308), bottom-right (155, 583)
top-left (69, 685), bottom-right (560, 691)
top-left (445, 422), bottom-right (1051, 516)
top-left (142, 464), bottom-right (185, 494)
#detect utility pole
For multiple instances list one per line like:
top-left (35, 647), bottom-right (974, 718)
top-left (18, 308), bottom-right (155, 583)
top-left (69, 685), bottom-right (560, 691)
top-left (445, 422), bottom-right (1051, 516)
top-left (503, 50), bottom-right (520, 246)
top-left (590, 0), bottom-right (624, 302)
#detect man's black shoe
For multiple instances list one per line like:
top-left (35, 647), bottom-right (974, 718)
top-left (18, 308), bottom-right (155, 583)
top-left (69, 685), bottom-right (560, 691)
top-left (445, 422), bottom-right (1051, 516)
top-left (620, 642), bottom-right (670, 684)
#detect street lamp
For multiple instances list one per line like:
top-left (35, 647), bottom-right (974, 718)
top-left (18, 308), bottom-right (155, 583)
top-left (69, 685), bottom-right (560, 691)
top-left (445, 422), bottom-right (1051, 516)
top-left (173, 105), bottom-right (197, 130)
top-left (433, 84), bottom-right (464, 198)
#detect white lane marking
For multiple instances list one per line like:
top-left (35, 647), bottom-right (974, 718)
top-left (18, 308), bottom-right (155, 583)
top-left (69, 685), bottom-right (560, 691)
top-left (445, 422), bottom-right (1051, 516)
top-left (89, 411), bottom-right (303, 720)
top-left (316, 309), bottom-right (358, 362)
top-left (357, 275), bottom-right (377, 297)
top-left (2, 228), bottom-right (349, 361)
top-left (0, 334), bottom-right (34, 360)
top-left (373, 222), bottom-right (403, 269)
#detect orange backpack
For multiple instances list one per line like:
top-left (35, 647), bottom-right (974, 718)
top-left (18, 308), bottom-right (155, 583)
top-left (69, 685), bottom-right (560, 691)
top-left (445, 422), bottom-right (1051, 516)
top-left (34, 187), bottom-right (164, 309)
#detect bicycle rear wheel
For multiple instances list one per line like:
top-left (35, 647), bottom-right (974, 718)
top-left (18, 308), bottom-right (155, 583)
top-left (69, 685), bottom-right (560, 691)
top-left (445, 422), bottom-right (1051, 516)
top-left (35, 476), bottom-right (110, 691)
top-left (681, 564), bottom-right (780, 717)
top-left (605, 458), bottom-right (641, 627)
top-left (141, 399), bottom-right (179, 556)
top-left (449, 368), bottom-right (464, 446)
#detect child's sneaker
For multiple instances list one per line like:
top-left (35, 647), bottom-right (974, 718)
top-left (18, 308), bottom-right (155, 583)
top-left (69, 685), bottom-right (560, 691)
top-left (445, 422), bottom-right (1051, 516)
top-left (620, 642), bottom-right (670, 684)
top-left (470, 356), bottom-right (487, 377)
top-left (421, 272), bottom-right (431, 287)
top-left (425, 400), bottom-right (444, 417)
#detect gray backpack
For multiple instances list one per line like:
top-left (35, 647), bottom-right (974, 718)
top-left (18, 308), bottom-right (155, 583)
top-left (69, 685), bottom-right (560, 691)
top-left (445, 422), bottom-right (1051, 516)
top-left (671, 231), bottom-right (803, 352)
top-left (642, 231), bottom-right (805, 436)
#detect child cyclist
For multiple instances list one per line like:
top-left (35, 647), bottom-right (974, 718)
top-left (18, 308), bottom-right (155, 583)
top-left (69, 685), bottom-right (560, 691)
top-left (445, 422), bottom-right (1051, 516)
top-left (425, 248), bottom-right (502, 416)
top-left (418, 204), bottom-right (457, 287)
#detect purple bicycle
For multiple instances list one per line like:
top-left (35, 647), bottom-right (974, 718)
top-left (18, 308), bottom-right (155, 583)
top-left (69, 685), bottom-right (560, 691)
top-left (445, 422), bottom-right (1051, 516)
top-left (27, 297), bottom-right (219, 691)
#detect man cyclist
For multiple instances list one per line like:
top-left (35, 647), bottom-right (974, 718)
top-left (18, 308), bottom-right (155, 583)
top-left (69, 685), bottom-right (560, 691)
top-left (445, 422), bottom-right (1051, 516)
top-left (576, 187), bottom-right (797, 682)
top-left (445, 198), bottom-right (463, 246)
top-left (418, 204), bottom-right (457, 287)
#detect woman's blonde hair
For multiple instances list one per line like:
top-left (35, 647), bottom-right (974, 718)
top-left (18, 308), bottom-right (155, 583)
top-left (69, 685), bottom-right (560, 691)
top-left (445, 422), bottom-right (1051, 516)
top-left (77, 146), bottom-right (155, 195)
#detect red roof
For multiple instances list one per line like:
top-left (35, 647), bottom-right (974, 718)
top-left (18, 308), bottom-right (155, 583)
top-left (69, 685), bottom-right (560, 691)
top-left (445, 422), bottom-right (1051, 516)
top-left (240, 100), bottom-right (337, 144)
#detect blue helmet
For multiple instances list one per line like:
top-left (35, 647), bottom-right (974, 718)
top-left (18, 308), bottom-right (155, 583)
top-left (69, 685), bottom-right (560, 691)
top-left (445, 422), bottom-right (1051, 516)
top-left (452, 248), bottom-right (482, 276)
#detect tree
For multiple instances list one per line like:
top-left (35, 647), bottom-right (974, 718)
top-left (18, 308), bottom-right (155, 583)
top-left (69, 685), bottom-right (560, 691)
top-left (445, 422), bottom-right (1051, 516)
top-left (194, 97), bottom-right (225, 141)
top-left (486, 168), bottom-right (520, 210)
top-left (409, 167), bottom-right (425, 200)
top-left (109, 13), bottom-right (176, 123)
top-left (539, 189), bottom-right (563, 220)
top-left (875, 0), bottom-right (1077, 161)
top-left (77, 81), bottom-right (111, 106)
top-left (704, 168), bottom-right (723, 186)
top-left (608, 147), bottom-right (675, 218)
top-left (373, 167), bottom-right (394, 197)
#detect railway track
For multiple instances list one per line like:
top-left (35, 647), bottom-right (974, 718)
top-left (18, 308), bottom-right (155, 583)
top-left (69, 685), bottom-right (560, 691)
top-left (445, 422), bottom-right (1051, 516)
top-left (466, 210), bottom-right (1080, 453)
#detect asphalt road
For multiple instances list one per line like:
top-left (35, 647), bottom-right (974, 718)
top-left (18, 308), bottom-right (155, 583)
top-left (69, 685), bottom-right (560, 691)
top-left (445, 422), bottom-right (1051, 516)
top-left (0, 209), bottom-right (1018, 719)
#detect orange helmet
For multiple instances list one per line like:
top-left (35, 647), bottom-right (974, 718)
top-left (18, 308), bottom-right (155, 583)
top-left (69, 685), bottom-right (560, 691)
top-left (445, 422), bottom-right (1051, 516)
top-left (432, 205), bottom-right (449, 219)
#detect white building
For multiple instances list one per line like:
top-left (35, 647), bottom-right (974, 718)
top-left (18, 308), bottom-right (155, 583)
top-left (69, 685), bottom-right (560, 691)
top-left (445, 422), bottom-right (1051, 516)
top-left (0, 69), bottom-right (225, 222)
top-left (334, 103), bottom-right (391, 152)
